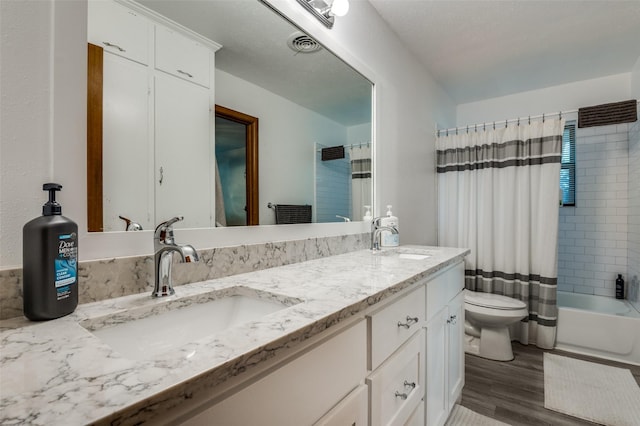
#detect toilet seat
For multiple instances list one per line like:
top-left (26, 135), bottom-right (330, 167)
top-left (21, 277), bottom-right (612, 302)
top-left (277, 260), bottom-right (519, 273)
top-left (464, 290), bottom-right (527, 310)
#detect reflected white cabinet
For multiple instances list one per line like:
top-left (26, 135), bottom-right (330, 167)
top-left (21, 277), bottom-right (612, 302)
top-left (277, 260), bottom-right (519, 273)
top-left (88, 0), bottom-right (149, 64)
top-left (154, 73), bottom-right (213, 228)
top-left (101, 52), bottom-right (153, 231)
top-left (155, 26), bottom-right (211, 87)
top-left (425, 262), bottom-right (465, 426)
top-left (89, 0), bottom-right (219, 230)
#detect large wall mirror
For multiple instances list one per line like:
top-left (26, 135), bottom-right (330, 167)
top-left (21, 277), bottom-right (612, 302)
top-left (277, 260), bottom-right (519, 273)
top-left (86, 0), bottom-right (373, 232)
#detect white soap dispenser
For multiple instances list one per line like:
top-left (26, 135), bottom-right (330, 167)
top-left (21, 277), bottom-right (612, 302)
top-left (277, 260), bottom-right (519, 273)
top-left (363, 205), bottom-right (372, 222)
top-left (379, 205), bottom-right (399, 247)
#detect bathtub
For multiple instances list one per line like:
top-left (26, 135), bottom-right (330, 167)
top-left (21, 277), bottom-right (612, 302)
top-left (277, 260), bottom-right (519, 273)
top-left (556, 291), bottom-right (640, 366)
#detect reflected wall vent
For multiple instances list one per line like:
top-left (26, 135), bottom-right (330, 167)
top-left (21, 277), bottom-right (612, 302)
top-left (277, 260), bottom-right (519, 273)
top-left (287, 32), bottom-right (322, 54)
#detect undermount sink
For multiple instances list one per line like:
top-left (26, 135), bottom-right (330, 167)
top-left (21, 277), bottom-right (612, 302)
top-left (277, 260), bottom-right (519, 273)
top-left (82, 287), bottom-right (299, 360)
top-left (375, 247), bottom-right (433, 260)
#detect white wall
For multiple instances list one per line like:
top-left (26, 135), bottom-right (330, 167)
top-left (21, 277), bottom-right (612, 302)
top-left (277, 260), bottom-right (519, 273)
top-left (216, 70), bottom-right (346, 225)
top-left (0, 0), bottom-right (455, 268)
top-left (0, 0), bottom-right (87, 268)
top-left (457, 73), bottom-right (632, 125)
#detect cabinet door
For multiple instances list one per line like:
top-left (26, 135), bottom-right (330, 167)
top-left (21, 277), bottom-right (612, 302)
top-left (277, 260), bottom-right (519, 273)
top-left (155, 73), bottom-right (213, 228)
top-left (155, 26), bottom-right (211, 87)
top-left (314, 384), bottom-right (368, 426)
top-left (182, 320), bottom-right (367, 425)
top-left (447, 291), bottom-right (465, 411)
top-left (88, 0), bottom-right (149, 64)
top-left (425, 307), bottom-right (448, 426)
top-left (102, 53), bottom-right (152, 231)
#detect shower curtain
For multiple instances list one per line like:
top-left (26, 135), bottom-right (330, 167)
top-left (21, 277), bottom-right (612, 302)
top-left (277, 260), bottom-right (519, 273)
top-left (437, 119), bottom-right (564, 349)
top-left (350, 145), bottom-right (372, 221)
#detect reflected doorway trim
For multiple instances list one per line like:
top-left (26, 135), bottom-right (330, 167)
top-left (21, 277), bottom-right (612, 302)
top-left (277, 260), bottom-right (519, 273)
top-left (215, 105), bottom-right (259, 226)
top-left (87, 43), bottom-right (104, 232)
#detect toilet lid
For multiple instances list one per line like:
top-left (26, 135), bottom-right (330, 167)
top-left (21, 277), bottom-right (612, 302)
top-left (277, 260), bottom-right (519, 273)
top-left (464, 290), bottom-right (527, 310)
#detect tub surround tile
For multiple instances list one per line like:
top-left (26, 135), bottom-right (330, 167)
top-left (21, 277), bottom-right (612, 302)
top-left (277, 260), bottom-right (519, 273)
top-left (0, 233), bottom-right (368, 320)
top-left (0, 245), bottom-right (469, 425)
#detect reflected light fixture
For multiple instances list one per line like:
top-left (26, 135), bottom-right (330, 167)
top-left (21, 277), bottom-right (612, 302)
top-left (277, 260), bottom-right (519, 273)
top-left (296, 0), bottom-right (350, 29)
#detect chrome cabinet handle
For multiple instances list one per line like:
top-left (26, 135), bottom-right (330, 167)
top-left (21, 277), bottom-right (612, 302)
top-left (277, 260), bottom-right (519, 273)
top-left (177, 69), bottom-right (194, 78)
top-left (397, 316), bottom-right (419, 329)
top-left (395, 379), bottom-right (416, 400)
top-left (447, 314), bottom-right (457, 325)
top-left (102, 41), bottom-right (125, 52)
top-left (394, 391), bottom-right (408, 400)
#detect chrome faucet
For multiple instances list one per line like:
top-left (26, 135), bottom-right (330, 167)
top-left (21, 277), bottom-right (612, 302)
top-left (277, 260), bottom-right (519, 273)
top-left (370, 217), bottom-right (399, 251)
top-left (153, 216), bottom-right (199, 297)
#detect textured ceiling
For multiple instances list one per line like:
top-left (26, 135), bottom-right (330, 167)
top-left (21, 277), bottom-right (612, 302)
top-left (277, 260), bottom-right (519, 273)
top-left (138, 0), bottom-right (372, 126)
top-left (368, 0), bottom-right (640, 104)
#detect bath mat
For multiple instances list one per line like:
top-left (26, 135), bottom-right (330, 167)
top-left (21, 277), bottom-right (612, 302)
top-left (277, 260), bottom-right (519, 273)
top-left (544, 353), bottom-right (640, 426)
top-left (445, 404), bottom-right (512, 426)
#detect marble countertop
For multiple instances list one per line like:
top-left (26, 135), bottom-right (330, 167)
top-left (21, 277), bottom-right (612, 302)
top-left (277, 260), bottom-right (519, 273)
top-left (0, 246), bottom-right (468, 425)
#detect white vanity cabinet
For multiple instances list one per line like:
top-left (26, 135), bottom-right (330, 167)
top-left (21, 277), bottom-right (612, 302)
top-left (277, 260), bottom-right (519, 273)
top-left (424, 262), bottom-right (465, 426)
top-left (181, 320), bottom-right (368, 425)
top-left (88, 0), bottom-right (149, 64)
top-left (169, 260), bottom-right (465, 426)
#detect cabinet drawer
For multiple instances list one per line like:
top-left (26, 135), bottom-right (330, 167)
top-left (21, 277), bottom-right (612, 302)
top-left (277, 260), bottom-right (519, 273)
top-left (426, 261), bottom-right (464, 321)
top-left (367, 330), bottom-right (425, 426)
top-left (155, 26), bottom-right (210, 87)
top-left (369, 285), bottom-right (425, 370)
top-left (314, 384), bottom-right (368, 426)
top-left (88, 0), bottom-right (149, 64)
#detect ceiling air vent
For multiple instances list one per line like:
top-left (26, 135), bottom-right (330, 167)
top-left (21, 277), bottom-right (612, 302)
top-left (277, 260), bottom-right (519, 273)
top-left (287, 32), bottom-right (322, 54)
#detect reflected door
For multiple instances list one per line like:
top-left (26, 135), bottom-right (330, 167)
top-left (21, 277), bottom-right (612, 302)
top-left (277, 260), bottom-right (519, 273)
top-left (215, 105), bottom-right (259, 226)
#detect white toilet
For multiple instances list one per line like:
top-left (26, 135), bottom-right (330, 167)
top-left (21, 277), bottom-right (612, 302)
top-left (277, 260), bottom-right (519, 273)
top-left (464, 289), bottom-right (528, 361)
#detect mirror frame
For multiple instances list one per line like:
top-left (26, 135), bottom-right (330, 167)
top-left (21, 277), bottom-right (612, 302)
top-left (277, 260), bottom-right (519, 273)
top-left (85, 0), bottom-right (377, 237)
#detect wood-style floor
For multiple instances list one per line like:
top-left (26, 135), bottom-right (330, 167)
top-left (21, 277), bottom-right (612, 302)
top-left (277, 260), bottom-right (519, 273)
top-left (460, 343), bottom-right (640, 426)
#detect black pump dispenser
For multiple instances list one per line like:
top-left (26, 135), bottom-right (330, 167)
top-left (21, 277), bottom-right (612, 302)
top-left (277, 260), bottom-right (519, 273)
top-left (42, 183), bottom-right (62, 215)
top-left (23, 183), bottom-right (78, 320)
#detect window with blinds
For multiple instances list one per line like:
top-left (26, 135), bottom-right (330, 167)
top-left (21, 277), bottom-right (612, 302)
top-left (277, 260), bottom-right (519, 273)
top-left (560, 122), bottom-right (576, 206)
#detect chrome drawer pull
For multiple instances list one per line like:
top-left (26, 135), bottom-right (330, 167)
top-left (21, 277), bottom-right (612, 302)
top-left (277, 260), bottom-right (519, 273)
top-left (177, 69), bottom-right (194, 78)
top-left (394, 391), bottom-right (408, 400)
top-left (404, 380), bottom-right (416, 389)
top-left (447, 314), bottom-right (457, 325)
top-left (102, 41), bottom-right (125, 52)
top-left (397, 316), bottom-right (419, 329)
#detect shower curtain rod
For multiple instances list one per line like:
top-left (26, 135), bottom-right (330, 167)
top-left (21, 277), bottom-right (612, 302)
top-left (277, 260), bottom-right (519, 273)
top-left (315, 141), bottom-right (370, 152)
top-left (435, 100), bottom-right (640, 137)
top-left (435, 109), bottom-right (575, 137)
